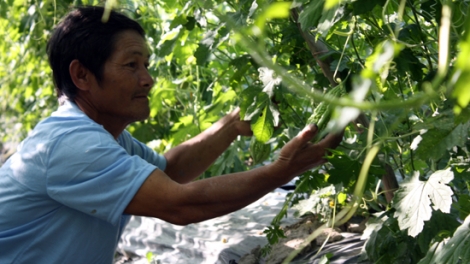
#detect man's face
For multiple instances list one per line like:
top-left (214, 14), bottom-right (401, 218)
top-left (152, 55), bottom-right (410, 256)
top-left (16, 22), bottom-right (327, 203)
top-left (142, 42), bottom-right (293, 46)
top-left (88, 30), bottom-right (154, 126)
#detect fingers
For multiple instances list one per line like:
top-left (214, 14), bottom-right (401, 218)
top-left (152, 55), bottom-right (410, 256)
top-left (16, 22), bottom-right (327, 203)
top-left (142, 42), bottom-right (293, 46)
top-left (289, 124), bottom-right (318, 152)
top-left (299, 124), bottom-right (318, 142)
top-left (316, 130), bottom-right (344, 150)
top-left (279, 125), bottom-right (317, 157)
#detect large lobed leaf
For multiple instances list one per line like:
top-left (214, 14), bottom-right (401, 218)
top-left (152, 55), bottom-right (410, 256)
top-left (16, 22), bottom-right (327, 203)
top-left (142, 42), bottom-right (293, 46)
top-left (393, 169), bottom-right (454, 237)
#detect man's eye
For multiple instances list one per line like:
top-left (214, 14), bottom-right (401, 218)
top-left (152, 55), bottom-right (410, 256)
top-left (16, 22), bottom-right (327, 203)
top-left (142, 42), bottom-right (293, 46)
top-left (126, 62), bottom-right (136, 68)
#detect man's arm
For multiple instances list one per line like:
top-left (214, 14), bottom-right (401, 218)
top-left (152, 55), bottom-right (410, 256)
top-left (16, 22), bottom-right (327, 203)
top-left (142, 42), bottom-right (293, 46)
top-left (163, 108), bottom-right (252, 183)
top-left (125, 126), bottom-right (342, 225)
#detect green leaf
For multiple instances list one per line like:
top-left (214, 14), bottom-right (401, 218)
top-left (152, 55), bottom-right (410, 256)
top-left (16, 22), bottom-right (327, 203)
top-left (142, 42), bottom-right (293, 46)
top-left (319, 252), bottom-right (333, 264)
top-left (184, 16), bottom-right (196, 30)
top-left (324, 0), bottom-right (340, 10)
top-left (351, 0), bottom-right (387, 16)
top-left (255, 2), bottom-right (292, 33)
top-left (414, 121), bottom-right (470, 161)
top-left (210, 144), bottom-right (240, 176)
top-left (292, 185), bottom-right (336, 218)
top-left (251, 103), bottom-right (275, 143)
top-left (298, 0), bottom-right (325, 31)
top-left (194, 28), bottom-right (220, 65)
top-left (398, 24), bottom-right (423, 45)
top-left (452, 67), bottom-right (470, 111)
top-left (395, 48), bottom-right (425, 83)
top-left (250, 138), bottom-right (271, 164)
top-left (419, 214), bottom-right (470, 263)
top-left (157, 31), bottom-right (182, 58)
top-left (417, 210), bottom-right (461, 254)
top-left (393, 169), bottom-right (454, 237)
top-left (263, 224), bottom-right (286, 245)
top-left (364, 214), bottom-right (424, 263)
top-left (327, 152), bottom-right (362, 186)
top-left (169, 115), bottom-right (199, 145)
top-left (169, 14), bottom-right (188, 29)
top-left (246, 92), bottom-right (270, 121)
top-left (239, 87), bottom-right (264, 120)
top-left (457, 194), bottom-right (470, 220)
top-left (194, 43), bottom-right (211, 66)
top-left (361, 212), bottom-right (389, 241)
top-left (317, 3), bottom-right (345, 37)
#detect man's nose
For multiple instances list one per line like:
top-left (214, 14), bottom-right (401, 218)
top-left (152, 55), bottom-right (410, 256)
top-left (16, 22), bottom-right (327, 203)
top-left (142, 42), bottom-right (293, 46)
top-left (140, 69), bottom-right (155, 89)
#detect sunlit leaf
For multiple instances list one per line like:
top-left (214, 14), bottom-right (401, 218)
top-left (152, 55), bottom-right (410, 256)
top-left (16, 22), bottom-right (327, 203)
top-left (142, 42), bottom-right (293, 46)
top-left (324, 0), bottom-right (340, 10)
top-left (317, 2), bottom-right (345, 36)
top-left (239, 87), bottom-right (263, 120)
top-left (254, 2), bottom-right (291, 33)
top-left (393, 169), bottom-right (454, 237)
top-left (292, 185), bottom-right (336, 218)
top-left (251, 103), bottom-right (274, 143)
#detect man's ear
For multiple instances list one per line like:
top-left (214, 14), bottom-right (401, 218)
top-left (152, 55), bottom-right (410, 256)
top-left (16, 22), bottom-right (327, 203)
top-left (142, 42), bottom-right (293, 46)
top-left (69, 59), bottom-right (93, 91)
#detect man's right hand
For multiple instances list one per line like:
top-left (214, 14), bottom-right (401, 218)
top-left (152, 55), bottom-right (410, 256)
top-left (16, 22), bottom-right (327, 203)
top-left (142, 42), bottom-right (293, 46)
top-left (271, 124), bottom-right (343, 183)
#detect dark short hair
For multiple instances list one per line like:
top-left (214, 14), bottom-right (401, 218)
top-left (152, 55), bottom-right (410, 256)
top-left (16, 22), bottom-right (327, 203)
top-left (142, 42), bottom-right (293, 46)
top-left (47, 6), bottom-right (145, 101)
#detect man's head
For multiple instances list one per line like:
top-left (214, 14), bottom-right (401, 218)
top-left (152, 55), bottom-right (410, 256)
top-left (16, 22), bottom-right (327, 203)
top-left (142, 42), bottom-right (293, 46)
top-left (47, 6), bottom-right (145, 102)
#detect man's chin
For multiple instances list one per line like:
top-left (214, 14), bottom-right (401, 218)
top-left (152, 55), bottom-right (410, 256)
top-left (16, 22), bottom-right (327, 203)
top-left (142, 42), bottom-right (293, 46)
top-left (135, 110), bottom-right (150, 122)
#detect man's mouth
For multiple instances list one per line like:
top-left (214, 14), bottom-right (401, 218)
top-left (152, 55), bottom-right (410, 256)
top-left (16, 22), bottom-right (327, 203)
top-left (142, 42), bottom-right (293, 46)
top-left (133, 94), bottom-right (149, 100)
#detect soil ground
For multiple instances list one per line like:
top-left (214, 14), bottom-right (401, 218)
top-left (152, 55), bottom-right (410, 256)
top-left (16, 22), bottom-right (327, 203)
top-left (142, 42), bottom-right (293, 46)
top-left (237, 215), bottom-right (367, 264)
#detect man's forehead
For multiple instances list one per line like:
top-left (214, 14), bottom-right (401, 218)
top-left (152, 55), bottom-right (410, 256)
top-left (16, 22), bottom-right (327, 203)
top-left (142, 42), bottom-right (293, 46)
top-left (126, 50), bottom-right (151, 58)
top-left (113, 30), bottom-right (151, 56)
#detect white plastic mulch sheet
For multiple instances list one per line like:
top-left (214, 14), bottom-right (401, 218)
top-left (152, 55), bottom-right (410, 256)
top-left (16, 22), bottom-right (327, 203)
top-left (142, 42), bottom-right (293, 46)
top-left (116, 190), bottom-right (297, 264)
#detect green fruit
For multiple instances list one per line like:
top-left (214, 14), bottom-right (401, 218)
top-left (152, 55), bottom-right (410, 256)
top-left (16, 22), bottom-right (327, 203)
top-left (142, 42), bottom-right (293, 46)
top-left (307, 85), bottom-right (346, 141)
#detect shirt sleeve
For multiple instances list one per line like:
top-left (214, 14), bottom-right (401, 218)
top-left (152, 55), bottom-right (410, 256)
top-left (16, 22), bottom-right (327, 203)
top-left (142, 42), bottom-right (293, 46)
top-left (118, 130), bottom-right (167, 170)
top-left (45, 126), bottom-right (158, 226)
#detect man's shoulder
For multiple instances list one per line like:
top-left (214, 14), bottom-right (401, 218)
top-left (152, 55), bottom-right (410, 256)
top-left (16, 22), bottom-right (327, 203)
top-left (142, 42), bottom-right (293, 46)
top-left (34, 100), bottom-right (113, 143)
top-left (34, 115), bottom-right (109, 143)
top-left (19, 115), bottom-right (115, 164)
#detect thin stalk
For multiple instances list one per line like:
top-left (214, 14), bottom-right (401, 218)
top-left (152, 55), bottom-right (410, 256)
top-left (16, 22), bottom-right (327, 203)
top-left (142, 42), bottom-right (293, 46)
top-left (351, 19), bottom-right (365, 67)
top-left (391, 154), bottom-right (405, 180)
top-left (378, 130), bottom-right (421, 141)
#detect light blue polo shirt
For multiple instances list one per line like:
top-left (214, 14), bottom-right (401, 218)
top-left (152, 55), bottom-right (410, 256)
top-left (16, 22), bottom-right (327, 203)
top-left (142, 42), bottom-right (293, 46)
top-left (0, 100), bottom-right (166, 263)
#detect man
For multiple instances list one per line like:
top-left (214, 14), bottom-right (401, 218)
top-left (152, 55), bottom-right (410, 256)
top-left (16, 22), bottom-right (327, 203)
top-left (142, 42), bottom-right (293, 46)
top-left (0, 6), bottom-right (342, 263)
